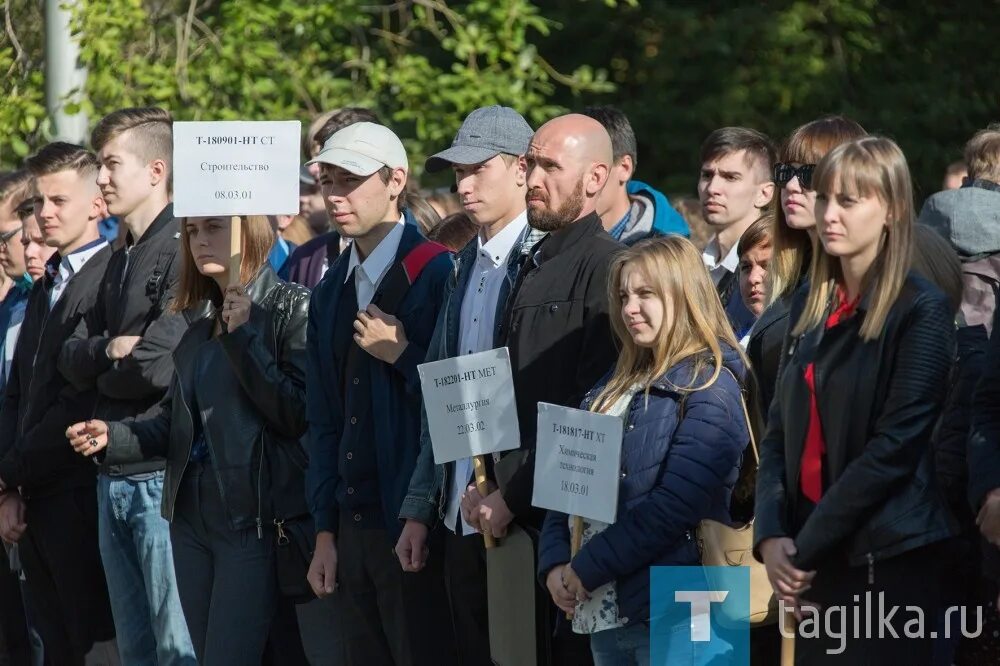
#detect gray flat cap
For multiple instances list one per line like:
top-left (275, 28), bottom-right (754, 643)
top-left (425, 105), bottom-right (533, 173)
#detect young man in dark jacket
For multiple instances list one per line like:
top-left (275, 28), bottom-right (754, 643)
top-left (396, 104), bottom-right (537, 666)
top-left (0, 142), bottom-right (116, 665)
top-left (304, 122), bottom-right (456, 665)
top-left (479, 114), bottom-right (622, 665)
top-left (57, 108), bottom-right (194, 665)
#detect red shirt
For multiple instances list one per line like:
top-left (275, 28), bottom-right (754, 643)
top-left (800, 287), bottom-right (861, 502)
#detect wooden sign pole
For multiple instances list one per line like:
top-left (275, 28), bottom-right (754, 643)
top-left (565, 515), bottom-right (584, 619)
top-left (780, 608), bottom-right (796, 666)
top-left (229, 216), bottom-right (242, 287)
top-left (473, 455), bottom-right (495, 549)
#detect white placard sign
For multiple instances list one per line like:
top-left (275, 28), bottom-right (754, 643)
top-left (417, 347), bottom-right (521, 465)
top-left (172, 120), bottom-right (301, 216)
top-left (532, 402), bottom-right (623, 524)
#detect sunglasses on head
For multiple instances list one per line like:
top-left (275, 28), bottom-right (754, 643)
top-left (774, 163), bottom-right (816, 189)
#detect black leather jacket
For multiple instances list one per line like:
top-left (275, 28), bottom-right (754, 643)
top-left (754, 273), bottom-right (958, 569)
top-left (104, 267), bottom-right (310, 532)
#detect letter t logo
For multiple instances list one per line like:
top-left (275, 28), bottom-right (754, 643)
top-left (674, 590), bottom-right (728, 641)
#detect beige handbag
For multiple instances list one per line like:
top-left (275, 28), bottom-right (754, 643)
top-left (695, 377), bottom-right (778, 627)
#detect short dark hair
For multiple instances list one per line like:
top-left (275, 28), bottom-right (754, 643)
top-left (314, 107), bottom-right (382, 152)
top-left (25, 142), bottom-right (100, 180)
top-left (91, 107), bottom-right (172, 163)
top-left (737, 213), bottom-right (774, 258)
top-left (700, 127), bottom-right (776, 181)
top-left (427, 212), bottom-right (478, 252)
top-left (582, 105), bottom-right (638, 168)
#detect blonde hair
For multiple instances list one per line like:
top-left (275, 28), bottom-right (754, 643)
top-left (592, 236), bottom-right (746, 413)
top-left (791, 137), bottom-right (914, 341)
top-left (769, 116), bottom-right (867, 303)
top-left (964, 124), bottom-right (1000, 183)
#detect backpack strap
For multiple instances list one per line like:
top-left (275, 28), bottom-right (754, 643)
top-left (372, 241), bottom-right (450, 316)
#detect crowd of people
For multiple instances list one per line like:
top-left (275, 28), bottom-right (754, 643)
top-left (0, 99), bottom-right (998, 666)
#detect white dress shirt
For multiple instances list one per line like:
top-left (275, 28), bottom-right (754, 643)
top-left (344, 215), bottom-right (405, 310)
top-left (702, 235), bottom-right (740, 287)
top-left (445, 212), bottom-right (527, 535)
top-left (50, 239), bottom-right (108, 307)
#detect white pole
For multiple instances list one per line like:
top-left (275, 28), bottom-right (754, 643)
top-left (45, 0), bottom-right (88, 144)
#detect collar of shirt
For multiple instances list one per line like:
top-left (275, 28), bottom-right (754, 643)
top-left (608, 210), bottom-right (631, 241)
top-left (344, 214), bottom-right (405, 286)
top-left (477, 211), bottom-right (528, 269)
top-left (702, 236), bottom-right (740, 275)
top-left (60, 238), bottom-right (109, 281)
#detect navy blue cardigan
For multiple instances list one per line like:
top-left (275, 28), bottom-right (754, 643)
top-left (305, 223), bottom-right (452, 540)
top-left (537, 346), bottom-right (749, 624)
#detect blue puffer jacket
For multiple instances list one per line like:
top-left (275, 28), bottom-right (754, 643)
top-left (537, 345), bottom-right (749, 624)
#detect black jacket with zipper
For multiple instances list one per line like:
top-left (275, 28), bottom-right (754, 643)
top-left (0, 245), bottom-right (113, 497)
top-left (753, 273), bottom-right (958, 570)
top-left (59, 204), bottom-right (187, 477)
top-left (494, 212), bottom-right (622, 523)
top-left (102, 266), bottom-right (310, 531)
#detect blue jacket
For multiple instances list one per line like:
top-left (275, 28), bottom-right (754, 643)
top-left (537, 345), bottom-right (749, 623)
top-left (621, 180), bottom-right (689, 243)
top-left (399, 224), bottom-right (536, 525)
top-left (305, 223), bottom-right (452, 540)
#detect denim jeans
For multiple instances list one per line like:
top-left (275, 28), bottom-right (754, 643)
top-left (98, 472), bottom-right (195, 666)
top-left (590, 622), bottom-right (650, 666)
top-left (591, 619), bottom-right (732, 666)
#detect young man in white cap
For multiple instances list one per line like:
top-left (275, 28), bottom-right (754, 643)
top-left (304, 122), bottom-right (458, 665)
top-left (395, 105), bottom-right (536, 666)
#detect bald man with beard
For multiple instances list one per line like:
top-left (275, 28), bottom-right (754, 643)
top-left (463, 114), bottom-right (621, 665)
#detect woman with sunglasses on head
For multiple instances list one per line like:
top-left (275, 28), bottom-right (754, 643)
top-left (65, 215), bottom-right (311, 666)
top-left (749, 117), bottom-right (866, 413)
top-left (754, 137), bottom-right (958, 664)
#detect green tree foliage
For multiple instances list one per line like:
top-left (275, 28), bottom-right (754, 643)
top-left (1, 0), bottom-right (46, 165)
top-left (539, 0), bottom-right (1000, 197)
top-left (2, 0), bottom-right (996, 197)
top-left (0, 0), bottom-right (614, 179)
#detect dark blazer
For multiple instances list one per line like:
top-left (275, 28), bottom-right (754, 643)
top-left (305, 223), bottom-right (452, 540)
top-left (494, 213), bottom-right (622, 523)
top-left (746, 295), bottom-right (792, 417)
top-left (286, 231), bottom-right (342, 290)
top-left (59, 205), bottom-right (187, 477)
top-left (537, 347), bottom-right (749, 623)
top-left (103, 266), bottom-right (310, 530)
top-left (754, 274), bottom-right (958, 569)
top-left (0, 245), bottom-right (113, 496)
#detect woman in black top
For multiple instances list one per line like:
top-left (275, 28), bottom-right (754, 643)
top-left (68, 215), bottom-right (310, 665)
top-left (751, 116), bottom-right (866, 413)
top-left (754, 137), bottom-right (957, 664)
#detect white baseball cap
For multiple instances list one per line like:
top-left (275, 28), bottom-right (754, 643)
top-left (306, 122), bottom-right (408, 176)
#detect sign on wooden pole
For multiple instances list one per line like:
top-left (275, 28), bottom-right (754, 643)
top-left (172, 120), bottom-right (301, 285)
